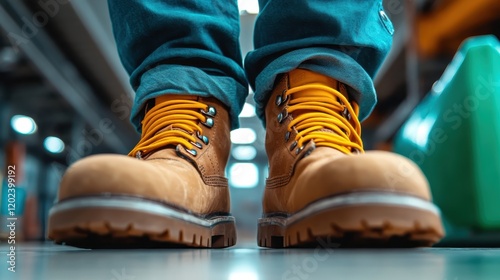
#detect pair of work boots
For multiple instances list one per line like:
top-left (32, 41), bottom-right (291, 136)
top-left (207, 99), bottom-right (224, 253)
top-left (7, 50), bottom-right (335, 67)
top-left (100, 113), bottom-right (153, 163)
top-left (47, 69), bottom-right (444, 248)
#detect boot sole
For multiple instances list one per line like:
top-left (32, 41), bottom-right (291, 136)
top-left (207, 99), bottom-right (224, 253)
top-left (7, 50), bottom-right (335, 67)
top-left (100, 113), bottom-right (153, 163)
top-left (258, 192), bottom-right (444, 248)
top-left (48, 196), bottom-right (236, 249)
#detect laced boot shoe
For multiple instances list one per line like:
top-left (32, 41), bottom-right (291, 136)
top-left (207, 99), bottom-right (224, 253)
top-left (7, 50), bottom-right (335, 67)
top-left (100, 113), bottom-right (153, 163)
top-left (258, 69), bottom-right (444, 248)
top-left (48, 95), bottom-right (236, 248)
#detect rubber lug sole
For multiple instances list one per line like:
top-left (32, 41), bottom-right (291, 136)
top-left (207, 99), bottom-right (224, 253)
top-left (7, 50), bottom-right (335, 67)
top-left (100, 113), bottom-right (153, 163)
top-left (48, 197), bottom-right (236, 249)
top-left (258, 195), bottom-right (444, 248)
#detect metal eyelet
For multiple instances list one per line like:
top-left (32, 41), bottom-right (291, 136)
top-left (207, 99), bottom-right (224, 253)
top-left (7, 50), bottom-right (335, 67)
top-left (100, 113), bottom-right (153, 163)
top-left (197, 131), bottom-right (209, 145)
top-left (277, 109), bottom-right (288, 123)
top-left (295, 146), bottom-right (304, 155)
top-left (281, 89), bottom-right (289, 103)
top-left (342, 107), bottom-right (351, 121)
top-left (284, 131), bottom-right (291, 142)
top-left (201, 106), bottom-right (217, 117)
top-left (191, 141), bottom-right (203, 149)
top-left (275, 95), bottom-right (282, 106)
top-left (135, 151), bottom-right (142, 159)
top-left (202, 117), bottom-right (214, 128)
top-left (185, 148), bottom-right (197, 156)
top-left (275, 89), bottom-right (289, 107)
top-left (290, 141), bottom-right (298, 151)
top-left (175, 145), bottom-right (197, 157)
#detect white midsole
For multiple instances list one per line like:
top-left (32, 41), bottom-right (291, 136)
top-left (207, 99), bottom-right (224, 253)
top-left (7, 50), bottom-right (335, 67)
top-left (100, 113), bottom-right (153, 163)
top-left (259, 192), bottom-right (441, 226)
top-left (49, 197), bottom-right (235, 227)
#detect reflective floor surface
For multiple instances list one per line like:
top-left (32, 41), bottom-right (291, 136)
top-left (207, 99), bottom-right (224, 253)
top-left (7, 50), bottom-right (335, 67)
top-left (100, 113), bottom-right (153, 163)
top-left (1, 240), bottom-right (500, 280)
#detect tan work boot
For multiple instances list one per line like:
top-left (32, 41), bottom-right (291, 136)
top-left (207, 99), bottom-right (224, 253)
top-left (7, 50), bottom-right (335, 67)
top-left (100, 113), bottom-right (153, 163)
top-left (48, 95), bottom-right (236, 248)
top-left (258, 69), bottom-right (444, 248)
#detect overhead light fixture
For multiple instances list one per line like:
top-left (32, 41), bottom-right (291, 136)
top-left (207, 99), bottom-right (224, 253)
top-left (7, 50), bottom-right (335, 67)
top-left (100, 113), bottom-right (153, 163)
top-left (230, 128), bottom-right (257, 144)
top-left (44, 136), bottom-right (65, 154)
top-left (229, 163), bottom-right (259, 188)
top-left (238, 0), bottom-right (259, 14)
top-left (10, 115), bottom-right (37, 135)
top-left (231, 145), bottom-right (257, 161)
top-left (239, 102), bottom-right (256, 118)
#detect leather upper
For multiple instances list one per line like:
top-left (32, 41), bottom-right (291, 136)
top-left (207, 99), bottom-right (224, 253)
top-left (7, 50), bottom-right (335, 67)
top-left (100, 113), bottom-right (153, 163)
top-left (263, 69), bottom-right (432, 215)
top-left (57, 96), bottom-right (232, 216)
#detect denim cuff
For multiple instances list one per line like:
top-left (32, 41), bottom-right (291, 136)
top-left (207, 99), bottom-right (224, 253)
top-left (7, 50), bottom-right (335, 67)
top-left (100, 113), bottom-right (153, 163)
top-left (253, 47), bottom-right (378, 125)
top-left (131, 65), bottom-right (248, 132)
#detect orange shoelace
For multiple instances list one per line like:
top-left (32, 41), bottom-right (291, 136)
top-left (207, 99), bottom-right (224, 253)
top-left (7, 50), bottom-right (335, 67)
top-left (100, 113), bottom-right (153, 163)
top-left (128, 99), bottom-right (212, 158)
top-left (285, 84), bottom-right (364, 154)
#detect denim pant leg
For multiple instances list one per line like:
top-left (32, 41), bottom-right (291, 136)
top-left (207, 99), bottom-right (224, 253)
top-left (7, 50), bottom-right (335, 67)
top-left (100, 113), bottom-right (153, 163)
top-left (245, 0), bottom-right (394, 123)
top-left (108, 0), bottom-right (248, 131)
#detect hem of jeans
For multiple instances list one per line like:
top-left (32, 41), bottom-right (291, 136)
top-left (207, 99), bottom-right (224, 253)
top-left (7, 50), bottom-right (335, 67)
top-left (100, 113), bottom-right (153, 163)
top-left (130, 65), bottom-right (247, 132)
top-left (251, 48), bottom-right (377, 125)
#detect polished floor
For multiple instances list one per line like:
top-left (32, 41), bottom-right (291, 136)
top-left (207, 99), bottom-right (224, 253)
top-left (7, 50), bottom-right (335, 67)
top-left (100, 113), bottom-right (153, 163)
top-left (1, 240), bottom-right (500, 280)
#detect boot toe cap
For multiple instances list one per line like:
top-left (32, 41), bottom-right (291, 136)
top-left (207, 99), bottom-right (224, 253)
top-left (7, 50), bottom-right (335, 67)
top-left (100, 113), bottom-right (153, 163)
top-left (289, 151), bottom-right (431, 210)
top-left (57, 154), bottom-right (168, 201)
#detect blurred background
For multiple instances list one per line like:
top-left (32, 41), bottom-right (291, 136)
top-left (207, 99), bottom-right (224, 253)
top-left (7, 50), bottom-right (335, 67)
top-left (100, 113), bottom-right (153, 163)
top-left (0, 0), bottom-right (499, 245)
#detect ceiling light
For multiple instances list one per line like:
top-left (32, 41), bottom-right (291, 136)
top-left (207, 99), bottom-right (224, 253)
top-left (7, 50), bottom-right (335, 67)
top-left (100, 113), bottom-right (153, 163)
top-left (44, 136), bottom-right (65, 154)
top-left (231, 145), bottom-right (257, 161)
top-left (230, 128), bottom-right (257, 144)
top-left (10, 115), bottom-right (37, 135)
top-left (229, 163), bottom-right (259, 188)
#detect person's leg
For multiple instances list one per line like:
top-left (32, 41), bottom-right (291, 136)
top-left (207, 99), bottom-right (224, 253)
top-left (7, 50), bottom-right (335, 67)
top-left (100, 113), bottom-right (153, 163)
top-left (109, 0), bottom-right (247, 130)
top-left (248, 0), bottom-right (444, 248)
top-left (47, 0), bottom-right (243, 248)
top-left (246, 0), bottom-right (393, 122)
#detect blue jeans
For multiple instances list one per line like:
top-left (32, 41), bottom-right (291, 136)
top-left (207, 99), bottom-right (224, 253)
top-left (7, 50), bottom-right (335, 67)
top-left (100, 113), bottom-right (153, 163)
top-left (108, 0), bottom-right (394, 131)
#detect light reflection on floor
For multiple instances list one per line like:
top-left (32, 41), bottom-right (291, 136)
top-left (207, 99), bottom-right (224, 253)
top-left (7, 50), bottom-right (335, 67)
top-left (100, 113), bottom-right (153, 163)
top-left (1, 240), bottom-right (500, 280)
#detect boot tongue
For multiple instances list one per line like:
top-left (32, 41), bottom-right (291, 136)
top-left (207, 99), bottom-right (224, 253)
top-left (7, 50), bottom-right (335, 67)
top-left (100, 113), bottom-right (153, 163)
top-left (287, 69), bottom-right (352, 138)
top-left (288, 68), bottom-right (340, 90)
top-left (144, 95), bottom-right (199, 142)
top-left (287, 68), bottom-right (350, 101)
top-left (143, 94), bottom-right (199, 114)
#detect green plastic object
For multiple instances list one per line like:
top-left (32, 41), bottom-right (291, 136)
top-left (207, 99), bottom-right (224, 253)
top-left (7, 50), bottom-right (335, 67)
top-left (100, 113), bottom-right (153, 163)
top-left (394, 35), bottom-right (500, 230)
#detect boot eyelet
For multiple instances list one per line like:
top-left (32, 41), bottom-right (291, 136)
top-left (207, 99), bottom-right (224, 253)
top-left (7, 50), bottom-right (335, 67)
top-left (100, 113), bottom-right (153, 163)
top-left (284, 131), bottom-right (291, 142)
top-left (281, 89), bottom-right (289, 103)
top-left (277, 109), bottom-right (288, 124)
top-left (191, 141), bottom-right (203, 149)
top-left (277, 113), bottom-right (283, 123)
top-left (185, 148), bottom-right (197, 156)
top-left (290, 141), bottom-right (298, 151)
top-left (201, 106), bottom-right (217, 117)
top-left (202, 117), bottom-right (214, 128)
top-left (342, 107), bottom-right (351, 121)
top-left (176, 145), bottom-right (197, 157)
top-left (197, 131), bottom-right (209, 145)
top-left (275, 95), bottom-right (282, 106)
top-left (135, 151), bottom-right (142, 159)
top-left (296, 146), bottom-right (304, 155)
top-left (276, 90), bottom-right (289, 107)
